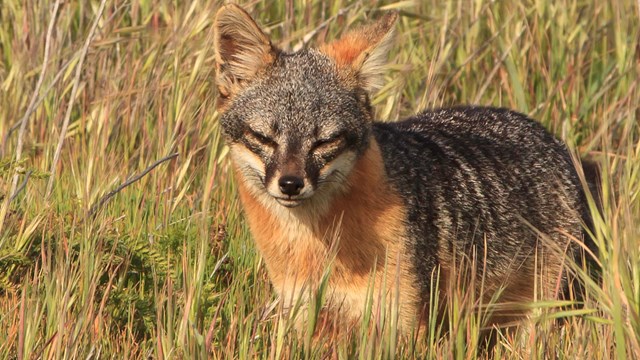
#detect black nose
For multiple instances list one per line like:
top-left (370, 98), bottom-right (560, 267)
top-left (278, 175), bottom-right (304, 196)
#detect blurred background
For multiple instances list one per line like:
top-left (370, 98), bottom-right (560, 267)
top-left (0, 0), bottom-right (638, 358)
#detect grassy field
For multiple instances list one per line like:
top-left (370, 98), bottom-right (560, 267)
top-left (0, 0), bottom-right (638, 358)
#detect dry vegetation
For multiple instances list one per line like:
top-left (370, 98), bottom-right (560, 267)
top-left (0, 0), bottom-right (638, 358)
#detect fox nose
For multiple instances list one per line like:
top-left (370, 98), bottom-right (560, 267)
top-left (278, 175), bottom-right (304, 196)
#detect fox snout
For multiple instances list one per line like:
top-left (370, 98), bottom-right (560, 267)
top-left (273, 158), bottom-right (307, 197)
top-left (265, 160), bottom-right (314, 207)
top-left (278, 176), bottom-right (304, 196)
top-left (270, 174), bottom-right (308, 207)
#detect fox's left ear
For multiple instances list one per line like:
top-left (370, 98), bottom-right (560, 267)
top-left (320, 12), bottom-right (398, 93)
top-left (213, 4), bottom-right (276, 108)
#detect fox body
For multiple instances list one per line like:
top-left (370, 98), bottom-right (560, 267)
top-left (213, 5), bottom-right (590, 331)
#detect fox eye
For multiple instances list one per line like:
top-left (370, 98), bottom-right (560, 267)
top-left (246, 129), bottom-right (277, 148)
top-left (311, 135), bottom-right (344, 154)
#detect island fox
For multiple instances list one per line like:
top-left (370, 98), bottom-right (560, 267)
top-left (213, 4), bottom-right (596, 333)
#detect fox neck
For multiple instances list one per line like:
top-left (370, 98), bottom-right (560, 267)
top-left (235, 136), bottom-right (409, 301)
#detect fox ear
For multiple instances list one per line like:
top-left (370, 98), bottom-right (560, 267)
top-left (213, 5), bottom-right (275, 106)
top-left (320, 12), bottom-right (398, 92)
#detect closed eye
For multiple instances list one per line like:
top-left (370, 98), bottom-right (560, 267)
top-left (246, 129), bottom-right (278, 148)
top-left (311, 134), bottom-right (344, 153)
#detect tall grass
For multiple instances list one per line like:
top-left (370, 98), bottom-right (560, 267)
top-left (0, 0), bottom-right (638, 358)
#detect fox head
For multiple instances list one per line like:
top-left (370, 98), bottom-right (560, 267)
top-left (213, 5), bottom-right (397, 209)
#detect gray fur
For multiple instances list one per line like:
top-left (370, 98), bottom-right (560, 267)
top-left (221, 49), bottom-right (372, 190)
top-left (216, 7), bottom-right (594, 327)
top-left (372, 107), bottom-right (587, 297)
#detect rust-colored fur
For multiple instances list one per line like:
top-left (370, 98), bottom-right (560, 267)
top-left (235, 131), bottom-right (569, 334)
top-left (319, 12), bottom-right (395, 66)
top-left (319, 12), bottom-right (397, 92)
top-left (235, 140), bottom-right (421, 328)
top-left (214, 5), bottom-right (593, 341)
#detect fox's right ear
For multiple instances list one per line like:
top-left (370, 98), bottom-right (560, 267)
top-left (213, 4), bottom-right (275, 109)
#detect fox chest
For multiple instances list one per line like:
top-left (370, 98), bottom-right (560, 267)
top-left (245, 209), bottom-right (375, 297)
top-left (238, 190), bottom-right (421, 325)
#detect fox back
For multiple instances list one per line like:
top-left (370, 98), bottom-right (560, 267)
top-left (213, 5), bottom-right (591, 332)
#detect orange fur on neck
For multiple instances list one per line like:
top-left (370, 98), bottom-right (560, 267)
top-left (235, 139), bottom-right (421, 328)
